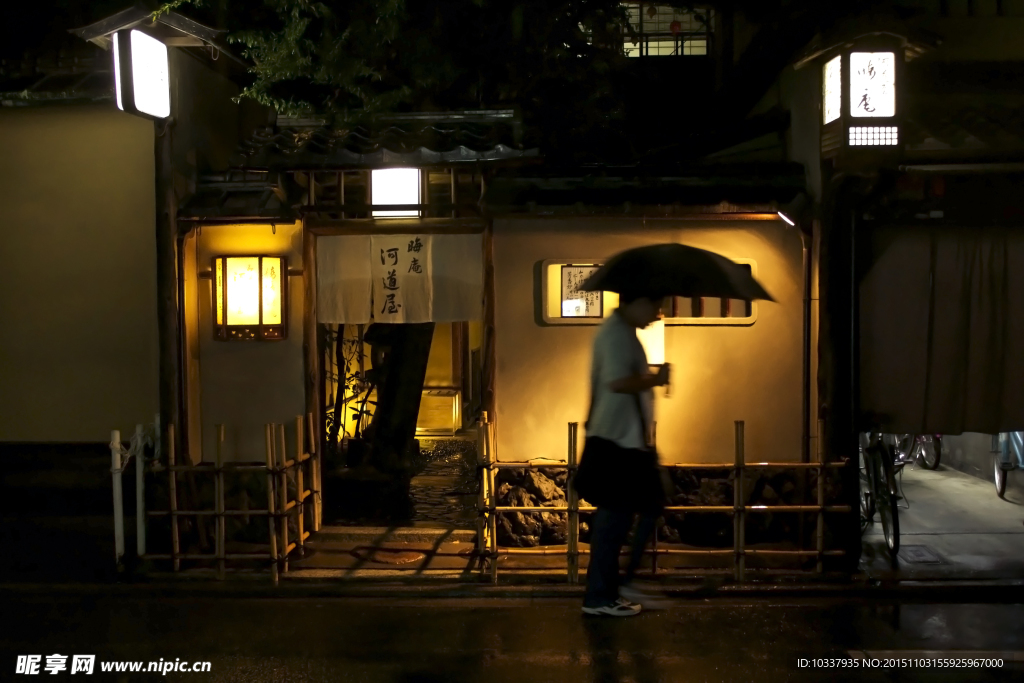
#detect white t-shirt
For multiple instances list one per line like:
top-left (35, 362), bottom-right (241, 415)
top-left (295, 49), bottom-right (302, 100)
top-left (586, 309), bottom-right (654, 451)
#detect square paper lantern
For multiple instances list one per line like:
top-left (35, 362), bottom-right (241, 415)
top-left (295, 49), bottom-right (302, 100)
top-left (112, 29), bottom-right (170, 119)
top-left (371, 168), bottom-right (421, 218)
top-left (213, 256), bottom-right (287, 340)
top-left (820, 39), bottom-right (903, 164)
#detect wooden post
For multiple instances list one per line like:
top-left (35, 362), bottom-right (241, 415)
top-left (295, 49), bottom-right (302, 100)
top-left (265, 424), bottom-right (279, 584)
top-left (155, 119), bottom-right (181, 488)
top-left (277, 424), bottom-right (289, 573)
top-left (169, 428), bottom-right (180, 572)
top-left (216, 424), bottom-right (225, 580)
top-left (733, 420), bottom-right (745, 583)
top-left (302, 224), bottom-right (322, 497)
top-left (567, 422), bottom-right (579, 585)
top-left (295, 416), bottom-right (305, 556)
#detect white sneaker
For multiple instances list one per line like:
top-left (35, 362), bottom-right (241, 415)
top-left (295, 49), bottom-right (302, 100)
top-left (619, 582), bottom-right (670, 610)
top-left (581, 598), bottom-right (642, 617)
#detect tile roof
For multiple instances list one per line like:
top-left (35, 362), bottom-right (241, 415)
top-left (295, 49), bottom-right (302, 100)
top-left (178, 171), bottom-right (294, 222)
top-left (229, 111), bottom-right (540, 170)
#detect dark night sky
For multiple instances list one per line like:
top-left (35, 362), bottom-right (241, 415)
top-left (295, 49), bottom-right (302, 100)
top-left (0, 0), bottom-right (145, 61)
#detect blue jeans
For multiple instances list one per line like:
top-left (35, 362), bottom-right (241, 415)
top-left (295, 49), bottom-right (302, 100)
top-left (583, 507), bottom-right (658, 608)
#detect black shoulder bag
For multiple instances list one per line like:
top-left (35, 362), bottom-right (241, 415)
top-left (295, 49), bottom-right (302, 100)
top-left (573, 383), bottom-right (667, 516)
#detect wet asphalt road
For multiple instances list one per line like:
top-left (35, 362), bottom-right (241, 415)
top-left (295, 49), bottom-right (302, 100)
top-left (2, 593), bottom-right (1022, 682)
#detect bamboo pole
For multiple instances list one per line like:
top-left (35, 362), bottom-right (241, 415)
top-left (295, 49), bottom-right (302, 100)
top-left (135, 424), bottom-right (146, 557)
top-left (277, 424), bottom-right (289, 573)
top-left (476, 416), bottom-right (489, 571)
top-left (295, 416), bottom-right (305, 556)
top-left (734, 420), bottom-right (745, 583)
top-left (816, 418), bottom-right (826, 573)
top-left (265, 424), bottom-right (279, 585)
top-left (307, 412), bottom-right (320, 531)
top-left (168, 428), bottom-right (179, 571)
top-left (111, 430), bottom-right (124, 564)
top-left (216, 424), bottom-right (225, 580)
top-left (567, 422), bottom-right (579, 585)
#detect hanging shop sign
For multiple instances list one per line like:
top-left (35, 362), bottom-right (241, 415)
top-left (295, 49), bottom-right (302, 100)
top-left (317, 234), bottom-right (483, 324)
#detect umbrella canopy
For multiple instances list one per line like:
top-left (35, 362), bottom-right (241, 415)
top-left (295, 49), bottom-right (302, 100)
top-left (581, 243), bottom-right (774, 302)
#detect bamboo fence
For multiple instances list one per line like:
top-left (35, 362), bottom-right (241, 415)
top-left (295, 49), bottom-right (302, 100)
top-left (476, 417), bottom-right (852, 584)
top-left (137, 414), bottom-right (320, 584)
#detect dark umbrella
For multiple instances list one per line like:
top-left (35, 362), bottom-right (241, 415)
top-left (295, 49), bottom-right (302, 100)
top-left (581, 243), bottom-right (774, 302)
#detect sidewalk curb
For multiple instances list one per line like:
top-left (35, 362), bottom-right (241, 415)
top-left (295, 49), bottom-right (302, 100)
top-left (4, 578), bottom-right (1024, 601)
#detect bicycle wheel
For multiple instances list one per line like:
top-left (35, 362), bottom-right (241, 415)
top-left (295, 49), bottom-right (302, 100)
top-left (915, 435), bottom-right (941, 470)
top-left (893, 434), bottom-right (915, 463)
top-left (858, 448), bottom-right (875, 529)
top-left (873, 445), bottom-right (900, 559)
top-left (994, 456), bottom-right (1008, 499)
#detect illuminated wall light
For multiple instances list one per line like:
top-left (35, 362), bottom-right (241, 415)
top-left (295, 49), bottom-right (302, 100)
top-left (213, 256), bottom-right (287, 340)
top-left (112, 29), bottom-right (170, 119)
top-left (371, 168), bottom-right (421, 218)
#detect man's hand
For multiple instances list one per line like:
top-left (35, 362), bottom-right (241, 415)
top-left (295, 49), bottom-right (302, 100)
top-left (655, 363), bottom-right (671, 387)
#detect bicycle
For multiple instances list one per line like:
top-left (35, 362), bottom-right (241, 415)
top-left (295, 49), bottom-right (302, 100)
top-left (890, 433), bottom-right (942, 470)
top-left (859, 432), bottom-right (900, 561)
top-left (995, 432), bottom-right (1024, 499)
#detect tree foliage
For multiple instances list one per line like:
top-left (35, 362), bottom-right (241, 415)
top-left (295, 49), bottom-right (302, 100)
top-left (161, 0), bottom-right (645, 156)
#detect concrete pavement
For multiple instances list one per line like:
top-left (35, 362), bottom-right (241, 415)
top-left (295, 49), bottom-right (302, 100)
top-left (2, 592), bottom-right (1023, 682)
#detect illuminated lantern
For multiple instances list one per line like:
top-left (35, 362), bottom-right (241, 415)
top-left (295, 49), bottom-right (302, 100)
top-left (819, 37), bottom-right (903, 166)
top-left (112, 29), bottom-right (170, 119)
top-left (213, 256), bottom-right (287, 340)
top-left (371, 168), bottom-right (422, 218)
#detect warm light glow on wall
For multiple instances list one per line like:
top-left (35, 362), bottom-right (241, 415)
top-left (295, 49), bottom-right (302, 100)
top-left (636, 318), bottom-right (665, 365)
top-left (850, 52), bottom-right (895, 118)
top-left (371, 168), bottom-right (421, 217)
top-left (822, 55), bottom-right (841, 124)
top-left (213, 256), bottom-right (287, 340)
top-left (112, 29), bottom-right (170, 119)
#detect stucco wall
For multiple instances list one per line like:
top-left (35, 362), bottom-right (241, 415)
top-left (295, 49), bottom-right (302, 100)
top-left (195, 223), bottom-right (305, 462)
top-left (0, 106), bottom-right (159, 441)
top-left (492, 218), bottom-right (804, 464)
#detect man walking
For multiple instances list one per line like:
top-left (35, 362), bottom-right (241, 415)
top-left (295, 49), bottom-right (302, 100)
top-left (581, 292), bottom-right (669, 616)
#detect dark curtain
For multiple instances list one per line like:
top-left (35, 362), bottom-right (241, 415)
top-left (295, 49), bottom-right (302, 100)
top-left (860, 225), bottom-right (1024, 434)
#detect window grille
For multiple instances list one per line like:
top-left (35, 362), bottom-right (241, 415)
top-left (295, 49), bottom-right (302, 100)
top-left (622, 3), bottom-right (714, 57)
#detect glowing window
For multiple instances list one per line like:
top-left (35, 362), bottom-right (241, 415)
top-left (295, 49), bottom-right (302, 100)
top-left (371, 168), bottom-right (421, 218)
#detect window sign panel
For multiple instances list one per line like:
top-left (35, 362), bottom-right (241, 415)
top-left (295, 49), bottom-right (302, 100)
top-left (823, 55), bottom-right (841, 124)
top-left (261, 257), bottom-right (283, 325)
top-left (850, 52), bottom-right (895, 118)
top-left (560, 265), bottom-right (602, 318)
